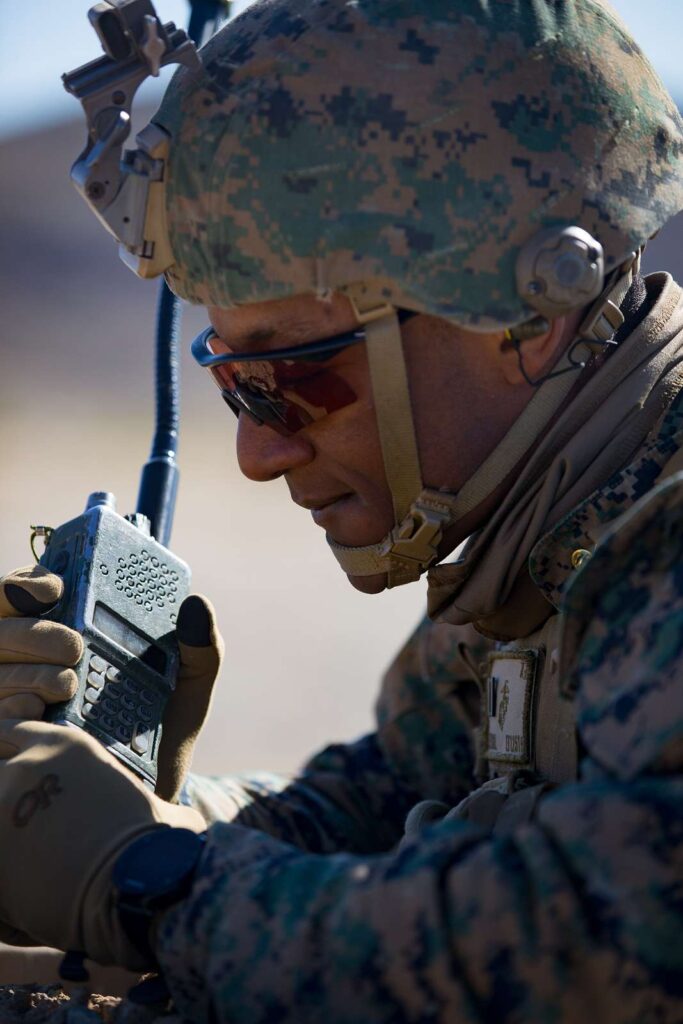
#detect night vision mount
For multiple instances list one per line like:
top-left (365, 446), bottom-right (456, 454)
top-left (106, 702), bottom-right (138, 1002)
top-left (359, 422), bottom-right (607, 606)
top-left (63, 0), bottom-right (201, 277)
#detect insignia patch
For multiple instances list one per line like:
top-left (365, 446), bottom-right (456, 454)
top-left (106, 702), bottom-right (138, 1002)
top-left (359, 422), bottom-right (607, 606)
top-left (486, 651), bottom-right (537, 767)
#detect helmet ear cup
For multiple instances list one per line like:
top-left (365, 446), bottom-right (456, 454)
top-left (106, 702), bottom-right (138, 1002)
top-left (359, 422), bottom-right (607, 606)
top-left (515, 226), bottom-right (605, 319)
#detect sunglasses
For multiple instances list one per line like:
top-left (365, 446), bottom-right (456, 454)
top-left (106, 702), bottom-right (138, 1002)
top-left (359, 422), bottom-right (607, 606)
top-left (191, 311), bottom-right (416, 436)
top-left (191, 322), bottom-right (367, 436)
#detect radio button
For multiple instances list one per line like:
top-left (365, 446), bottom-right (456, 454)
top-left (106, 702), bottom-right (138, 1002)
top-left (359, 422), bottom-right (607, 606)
top-left (115, 724), bottom-right (132, 744)
top-left (131, 728), bottom-right (150, 755)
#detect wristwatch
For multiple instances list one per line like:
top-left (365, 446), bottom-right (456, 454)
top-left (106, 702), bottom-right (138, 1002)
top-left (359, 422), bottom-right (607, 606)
top-left (112, 826), bottom-right (207, 966)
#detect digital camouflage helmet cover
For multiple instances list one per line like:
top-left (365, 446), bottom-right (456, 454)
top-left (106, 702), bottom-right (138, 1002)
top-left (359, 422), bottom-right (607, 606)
top-left (154, 0), bottom-right (683, 329)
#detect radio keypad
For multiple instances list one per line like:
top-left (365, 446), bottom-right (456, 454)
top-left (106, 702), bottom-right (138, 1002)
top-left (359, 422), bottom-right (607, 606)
top-left (81, 652), bottom-right (161, 760)
top-left (87, 670), bottom-right (105, 690)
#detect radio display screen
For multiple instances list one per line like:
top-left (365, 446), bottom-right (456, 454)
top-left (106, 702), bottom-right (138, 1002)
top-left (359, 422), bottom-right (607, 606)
top-left (94, 603), bottom-right (167, 675)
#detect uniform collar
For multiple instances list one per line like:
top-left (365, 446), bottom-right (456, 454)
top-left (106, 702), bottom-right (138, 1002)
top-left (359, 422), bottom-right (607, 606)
top-left (529, 385), bottom-right (683, 610)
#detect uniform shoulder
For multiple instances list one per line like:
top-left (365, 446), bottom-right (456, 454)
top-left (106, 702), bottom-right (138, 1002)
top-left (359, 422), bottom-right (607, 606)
top-left (559, 471), bottom-right (683, 779)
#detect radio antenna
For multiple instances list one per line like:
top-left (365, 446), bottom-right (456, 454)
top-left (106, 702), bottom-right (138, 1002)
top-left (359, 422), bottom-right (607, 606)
top-left (136, 280), bottom-right (181, 546)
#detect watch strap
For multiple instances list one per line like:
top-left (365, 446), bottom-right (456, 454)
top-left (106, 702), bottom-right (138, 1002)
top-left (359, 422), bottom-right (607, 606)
top-left (113, 827), bottom-right (207, 967)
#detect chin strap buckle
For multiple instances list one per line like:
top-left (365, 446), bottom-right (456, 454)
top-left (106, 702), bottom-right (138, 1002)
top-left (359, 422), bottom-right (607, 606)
top-left (383, 492), bottom-right (454, 587)
top-left (578, 250), bottom-right (640, 349)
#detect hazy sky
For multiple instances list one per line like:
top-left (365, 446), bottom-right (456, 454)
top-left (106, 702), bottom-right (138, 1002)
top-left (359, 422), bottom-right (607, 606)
top-left (1, 0), bottom-right (681, 140)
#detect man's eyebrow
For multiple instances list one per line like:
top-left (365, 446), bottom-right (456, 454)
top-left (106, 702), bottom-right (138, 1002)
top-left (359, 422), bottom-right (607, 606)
top-left (246, 326), bottom-right (277, 345)
top-left (243, 318), bottom-right (320, 349)
top-left (225, 310), bottom-right (347, 351)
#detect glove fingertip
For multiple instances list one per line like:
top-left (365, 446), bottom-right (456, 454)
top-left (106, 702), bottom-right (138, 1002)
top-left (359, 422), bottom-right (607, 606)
top-left (4, 582), bottom-right (59, 616)
top-left (1, 566), bottom-right (64, 617)
top-left (176, 594), bottom-right (215, 649)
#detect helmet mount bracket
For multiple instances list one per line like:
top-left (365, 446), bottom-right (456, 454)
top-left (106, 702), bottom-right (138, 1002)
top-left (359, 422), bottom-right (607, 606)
top-left (62, 0), bottom-right (201, 277)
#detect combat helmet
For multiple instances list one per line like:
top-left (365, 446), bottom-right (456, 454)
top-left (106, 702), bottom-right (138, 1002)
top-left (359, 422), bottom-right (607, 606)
top-left (124, 0), bottom-right (683, 585)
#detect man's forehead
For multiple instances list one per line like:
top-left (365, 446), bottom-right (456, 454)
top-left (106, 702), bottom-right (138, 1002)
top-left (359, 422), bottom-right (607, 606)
top-left (207, 293), bottom-right (358, 352)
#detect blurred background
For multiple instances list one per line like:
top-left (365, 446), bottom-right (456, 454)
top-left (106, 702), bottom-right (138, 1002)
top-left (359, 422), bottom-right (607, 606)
top-left (1, 0), bottom-right (682, 780)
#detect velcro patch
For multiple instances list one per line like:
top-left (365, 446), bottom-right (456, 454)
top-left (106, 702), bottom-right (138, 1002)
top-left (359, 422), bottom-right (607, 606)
top-left (486, 651), bottom-right (537, 768)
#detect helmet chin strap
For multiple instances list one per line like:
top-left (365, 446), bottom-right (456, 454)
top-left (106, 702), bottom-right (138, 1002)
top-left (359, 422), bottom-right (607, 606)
top-left (327, 309), bottom-right (462, 588)
top-left (327, 263), bottom-right (637, 588)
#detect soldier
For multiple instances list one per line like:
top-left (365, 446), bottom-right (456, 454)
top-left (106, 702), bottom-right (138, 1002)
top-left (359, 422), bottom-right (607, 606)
top-left (1, 0), bottom-right (683, 1020)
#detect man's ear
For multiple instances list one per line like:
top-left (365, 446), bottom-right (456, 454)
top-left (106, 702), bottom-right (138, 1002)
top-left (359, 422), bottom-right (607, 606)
top-left (499, 316), bottom-right (568, 386)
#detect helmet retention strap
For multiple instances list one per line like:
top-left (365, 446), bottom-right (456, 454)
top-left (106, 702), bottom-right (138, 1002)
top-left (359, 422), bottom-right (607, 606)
top-left (364, 312), bottom-right (422, 522)
top-left (327, 311), bottom-right (457, 587)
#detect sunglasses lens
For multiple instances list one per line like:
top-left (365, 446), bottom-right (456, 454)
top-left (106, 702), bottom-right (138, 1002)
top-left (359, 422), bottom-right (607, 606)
top-left (206, 336), bottom-right (358, 436)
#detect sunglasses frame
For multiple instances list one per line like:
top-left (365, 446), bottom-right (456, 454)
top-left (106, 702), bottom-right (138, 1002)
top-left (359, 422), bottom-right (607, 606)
top-left (190, 310), bottom-right (417, 432)
top-left (191, 323), bottom-right (370, 431)
top-left (191, 324), bottom-right (368, 369)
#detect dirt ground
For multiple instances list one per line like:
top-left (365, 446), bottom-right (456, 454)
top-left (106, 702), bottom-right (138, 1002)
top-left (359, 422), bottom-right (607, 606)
top-left (0, 984), bottom-right (113, 1023)
top-left (0, 953), bottom-right (154, 1023)
top-left (0, 981), bottom-right (173, 1022)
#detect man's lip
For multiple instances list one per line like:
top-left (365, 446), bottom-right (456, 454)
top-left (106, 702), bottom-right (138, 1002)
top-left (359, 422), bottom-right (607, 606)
top-left (297, 494), bottom-right (352, 511)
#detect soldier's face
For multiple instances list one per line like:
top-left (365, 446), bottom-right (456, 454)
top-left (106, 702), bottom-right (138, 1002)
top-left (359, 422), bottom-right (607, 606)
top-left (207, 293), bottom-right (542, 593)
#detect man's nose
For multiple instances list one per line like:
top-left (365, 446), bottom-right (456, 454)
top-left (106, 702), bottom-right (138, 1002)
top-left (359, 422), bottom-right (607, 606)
top-left (236, 414), bottom-right (315, 482)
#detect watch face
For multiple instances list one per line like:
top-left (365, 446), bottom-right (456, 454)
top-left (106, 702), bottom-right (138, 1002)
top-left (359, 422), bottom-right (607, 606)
top-left (113, 827), bottom-right (205, 900)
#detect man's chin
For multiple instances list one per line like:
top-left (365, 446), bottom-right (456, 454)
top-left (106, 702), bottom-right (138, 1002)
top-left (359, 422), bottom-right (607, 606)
top-left (346, 572), bottom-right (388, 594)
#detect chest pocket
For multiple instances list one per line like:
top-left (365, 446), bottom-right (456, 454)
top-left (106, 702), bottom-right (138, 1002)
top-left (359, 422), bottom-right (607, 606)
top-left (485, 613), bottom-right (577, 785)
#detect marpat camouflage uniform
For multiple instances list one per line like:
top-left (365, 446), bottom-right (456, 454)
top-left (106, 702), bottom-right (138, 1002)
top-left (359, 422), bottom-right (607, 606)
top-left (153, 276), bottom-right (683, 1020)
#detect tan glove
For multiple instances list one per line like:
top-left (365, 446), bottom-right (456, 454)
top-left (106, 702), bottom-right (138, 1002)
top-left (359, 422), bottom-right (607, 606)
top-left (0, 566), bottom-right (82, 721)
top-left (0, 719), bottom-right (204, 968)
top-left (0, 566), bottom-right (224, 802)
top-left (156, 593), bottom-right (223, 802)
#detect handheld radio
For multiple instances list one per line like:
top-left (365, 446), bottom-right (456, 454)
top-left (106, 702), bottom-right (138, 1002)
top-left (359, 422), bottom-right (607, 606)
top-left (39, 489), bottom-right (190, 791)
top-left (35, 0), bottom-right (226, 792)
